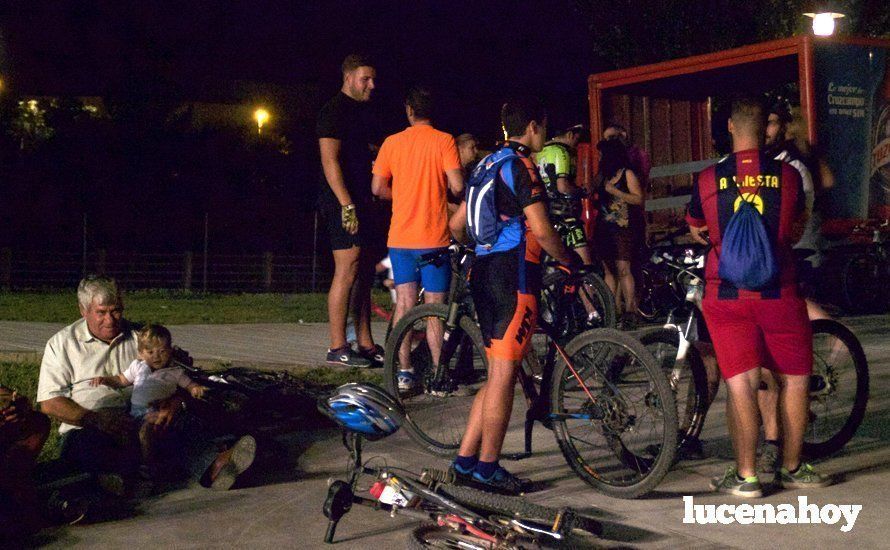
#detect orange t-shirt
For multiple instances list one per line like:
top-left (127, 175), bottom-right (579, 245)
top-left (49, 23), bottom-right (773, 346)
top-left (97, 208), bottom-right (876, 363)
top-left (372, 124), bottom-right (461, 248)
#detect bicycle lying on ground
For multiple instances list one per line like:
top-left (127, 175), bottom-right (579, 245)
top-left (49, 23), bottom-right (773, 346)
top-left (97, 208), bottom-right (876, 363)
top-left (635, 241), bottom-right (870, 459)
top-left (318, 383), bottom-right (602, 548)
top-left (385, 258), bottom-right (677, 499)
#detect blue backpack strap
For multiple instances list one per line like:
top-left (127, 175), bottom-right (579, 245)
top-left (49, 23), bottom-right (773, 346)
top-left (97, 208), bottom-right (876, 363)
top-left (465, 149), bottom-right (519, 248)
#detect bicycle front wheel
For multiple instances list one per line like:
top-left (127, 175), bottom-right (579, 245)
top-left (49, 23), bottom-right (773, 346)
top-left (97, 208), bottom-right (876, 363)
top-left (638, 328), bottom-right (709, 450)
top-left (804, 319), bottom-right (869, 458)
top-left (551, 328), bottom-right (677, 498)
top-left (437, 483), bottom-right (603, 538)
top-left (383, 303), bottom-right (488, 457)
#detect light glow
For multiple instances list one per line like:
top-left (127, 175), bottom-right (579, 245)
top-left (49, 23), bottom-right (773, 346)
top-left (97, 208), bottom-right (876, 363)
top-left (804, 12), bottom-right (844, 37)
top-left (253, 108), bottom-right (270, 133)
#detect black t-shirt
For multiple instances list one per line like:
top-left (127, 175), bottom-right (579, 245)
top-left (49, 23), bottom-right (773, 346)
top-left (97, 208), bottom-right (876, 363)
top-left (316, 92), bottom-right (379, 207)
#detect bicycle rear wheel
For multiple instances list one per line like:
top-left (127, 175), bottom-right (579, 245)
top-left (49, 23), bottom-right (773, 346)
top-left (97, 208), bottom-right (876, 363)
top-left (803, 319), bottom-right (869, 458)
top-left (839, 252), bottom-right (888, 314)
top-left (637, 328), bottom-right (709, 450)
top-left (384, 303), bottom-right (488, 457)
top-left (541, 270), bottom-right (617, 334)
top-left (551, 328), bottom-right (677, 498)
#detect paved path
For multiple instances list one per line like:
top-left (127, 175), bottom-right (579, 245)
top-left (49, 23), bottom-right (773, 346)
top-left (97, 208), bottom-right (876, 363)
top-left (4, 315), bottom-right (889, 549)
top-left (0, 320), bottom-right (389, 367)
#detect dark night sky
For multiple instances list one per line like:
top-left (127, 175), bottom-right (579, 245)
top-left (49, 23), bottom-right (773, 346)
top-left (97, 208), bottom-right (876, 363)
top-left (0, 0), bottom-right (603, 141)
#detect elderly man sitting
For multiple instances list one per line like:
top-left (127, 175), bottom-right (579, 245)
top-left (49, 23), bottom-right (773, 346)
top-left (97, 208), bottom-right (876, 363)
top-left (37, 276), bottom-right (254, 491)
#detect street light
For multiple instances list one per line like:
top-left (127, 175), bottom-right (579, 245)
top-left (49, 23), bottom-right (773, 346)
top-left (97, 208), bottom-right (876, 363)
top-left (254, 108), bottom-right (270, 135)
top-left (804, 11), bottom-right (845, 36)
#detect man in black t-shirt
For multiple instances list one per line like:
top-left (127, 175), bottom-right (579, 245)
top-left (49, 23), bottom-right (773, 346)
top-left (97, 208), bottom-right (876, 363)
top-left (317, 54), bottom-right (385, 368)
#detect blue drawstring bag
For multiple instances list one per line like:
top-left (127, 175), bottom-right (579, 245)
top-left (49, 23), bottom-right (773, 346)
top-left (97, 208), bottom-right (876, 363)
top-left (718, 189), bottom-right (778, 291)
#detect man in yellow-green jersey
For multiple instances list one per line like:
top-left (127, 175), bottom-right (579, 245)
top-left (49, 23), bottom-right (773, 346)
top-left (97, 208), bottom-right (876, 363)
top-left (535, 124), bottom-right (592, 264)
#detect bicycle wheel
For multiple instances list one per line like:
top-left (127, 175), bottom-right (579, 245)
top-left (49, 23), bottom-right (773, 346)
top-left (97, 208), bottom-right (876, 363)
top-left (541, 270), bottom-right (617, 334)
top-left (637, 328), bottom-right (709, 450)
top-left (839, 252), bottom-right (887, 314)
top-left (550, 328), bottom-right (677, 498)
top-left (406, 523), bottom-right (494, 550)
top-left (635, 266), bottom-right (662, 321)
top-left (803, 319), bottom-right (869, 458)
top-left (437, 484), bottom-right (602, 538)
top-left (384, 303), bottom-right (488, 457)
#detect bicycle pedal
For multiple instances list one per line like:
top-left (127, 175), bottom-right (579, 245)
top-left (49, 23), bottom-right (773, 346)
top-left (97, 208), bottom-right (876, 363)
top-left (501, 451), bottom-right (532, 461)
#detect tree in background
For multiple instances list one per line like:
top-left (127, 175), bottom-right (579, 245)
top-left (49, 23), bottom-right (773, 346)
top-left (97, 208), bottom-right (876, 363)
top-left (573, 0), bottom-right (890, 69)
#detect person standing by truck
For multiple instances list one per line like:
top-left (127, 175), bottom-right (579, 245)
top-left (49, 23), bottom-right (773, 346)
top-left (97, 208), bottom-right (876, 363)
top-left (687, 97), bottom-right (830, 497)
top-left (537, 123), bottom-right (594, 265)
top-left (595, 138), bottom-right (645, 328)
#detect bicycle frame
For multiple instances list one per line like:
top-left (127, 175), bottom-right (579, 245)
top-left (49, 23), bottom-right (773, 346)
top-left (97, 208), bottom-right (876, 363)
top-left (423, 246), bottom-right (476, 393)
top-left (322, 430), bottom-right (571, 546)
top-left (508, 277), bottom-right (626, 460)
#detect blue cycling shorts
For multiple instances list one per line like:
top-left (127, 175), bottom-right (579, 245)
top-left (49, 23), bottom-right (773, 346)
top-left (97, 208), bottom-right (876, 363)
top-left (389, 247), bottom-right (450, 293)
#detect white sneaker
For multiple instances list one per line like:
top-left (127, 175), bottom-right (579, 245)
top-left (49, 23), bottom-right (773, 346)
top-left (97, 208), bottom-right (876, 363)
top-left (397, 370), bottom-right (418, 393)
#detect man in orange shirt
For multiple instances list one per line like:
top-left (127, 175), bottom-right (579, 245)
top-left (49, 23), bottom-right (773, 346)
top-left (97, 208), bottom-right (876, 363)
top-left (372, 87), bottom-right (464, 391)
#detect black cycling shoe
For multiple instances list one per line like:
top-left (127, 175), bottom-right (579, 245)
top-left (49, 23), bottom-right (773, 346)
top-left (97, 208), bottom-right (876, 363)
top-left (356, 344), bottom-right (385, 368)
top-left (448, 463), bottom-right (475, 484)
top-left (678, 436), bottom-right (706, 461)
top-left (326, 347), bottom-right (372, 368)
top-left (470, 466), bottom-right (530, 496)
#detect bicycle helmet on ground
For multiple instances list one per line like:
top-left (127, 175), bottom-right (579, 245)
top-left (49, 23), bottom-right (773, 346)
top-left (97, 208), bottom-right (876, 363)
top-left (318, 383), bottom-right (404, 440)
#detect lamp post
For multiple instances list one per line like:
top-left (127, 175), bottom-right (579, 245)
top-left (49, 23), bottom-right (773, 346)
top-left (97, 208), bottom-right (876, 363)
top-left (253, 108), bottom-right (270, 135)
top-left (804, 11), bottom-right (845, 37)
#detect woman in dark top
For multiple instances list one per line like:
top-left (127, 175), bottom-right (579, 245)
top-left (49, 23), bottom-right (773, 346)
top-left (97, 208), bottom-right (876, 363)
top-left (595, 139), bottom-right (644, 326)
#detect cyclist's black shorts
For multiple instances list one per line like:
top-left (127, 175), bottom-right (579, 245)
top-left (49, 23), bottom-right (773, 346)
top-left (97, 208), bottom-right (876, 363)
top-left (319, 197), bottom-right (387, 254)
top-left (470, 249), bottom-right (541, 360)
top-left (555, 217), bottom-right (588, 249)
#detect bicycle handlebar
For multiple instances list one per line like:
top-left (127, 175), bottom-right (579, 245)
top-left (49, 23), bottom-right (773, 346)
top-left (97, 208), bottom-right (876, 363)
top-left (542, 261), bottom-right (596, 276)
top-left (417, 243), bottom-right (474, 269)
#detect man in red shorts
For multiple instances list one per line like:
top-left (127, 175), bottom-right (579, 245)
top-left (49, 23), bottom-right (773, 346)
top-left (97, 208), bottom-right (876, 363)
top-left (686, 97), bottom-right (830, 498)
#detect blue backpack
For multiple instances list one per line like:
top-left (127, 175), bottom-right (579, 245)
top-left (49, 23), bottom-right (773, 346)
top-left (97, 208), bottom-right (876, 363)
top-left (465, 149), bottom-right (518, 248)
top-left (718, 183), bottom-right (778, 290)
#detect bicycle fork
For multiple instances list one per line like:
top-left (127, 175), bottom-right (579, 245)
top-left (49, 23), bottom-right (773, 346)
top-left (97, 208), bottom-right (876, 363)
top-left (664, 311), bottom-right (696, 392)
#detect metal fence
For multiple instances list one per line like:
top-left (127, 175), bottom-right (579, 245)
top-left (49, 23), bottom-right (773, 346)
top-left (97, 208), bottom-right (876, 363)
top-left (0, 249), bottom-right (332, 293)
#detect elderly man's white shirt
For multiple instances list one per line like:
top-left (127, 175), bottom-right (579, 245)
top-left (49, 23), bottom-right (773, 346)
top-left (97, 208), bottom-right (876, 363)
top-left (37, 318), bottom-right (139, 433)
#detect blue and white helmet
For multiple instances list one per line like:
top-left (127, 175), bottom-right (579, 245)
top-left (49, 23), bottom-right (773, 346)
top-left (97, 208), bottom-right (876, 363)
top-left (319, 383), bottom-right (403, 440)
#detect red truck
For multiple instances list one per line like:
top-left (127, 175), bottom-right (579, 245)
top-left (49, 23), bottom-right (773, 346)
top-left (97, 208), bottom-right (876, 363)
top-left (582, 35), bottom-right (890, 238)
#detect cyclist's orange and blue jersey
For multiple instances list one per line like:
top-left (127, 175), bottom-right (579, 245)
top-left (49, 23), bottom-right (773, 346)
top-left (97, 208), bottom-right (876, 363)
top-left (471, 142), bottom-right (545, 360)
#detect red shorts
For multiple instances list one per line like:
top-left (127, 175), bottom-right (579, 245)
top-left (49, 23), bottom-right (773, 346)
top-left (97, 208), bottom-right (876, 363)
top-left (701, 297), bottom-right (812, 379)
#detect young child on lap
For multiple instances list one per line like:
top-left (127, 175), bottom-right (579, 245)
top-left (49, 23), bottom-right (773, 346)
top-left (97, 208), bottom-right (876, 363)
top-left (91, 324), bottom-right (207, 477)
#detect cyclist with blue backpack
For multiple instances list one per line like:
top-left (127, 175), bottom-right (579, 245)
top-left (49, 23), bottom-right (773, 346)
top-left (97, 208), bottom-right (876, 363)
top-left (686, 98), bottom-right (830, 498)
top-left (448, 98), bottom-right (581, 494)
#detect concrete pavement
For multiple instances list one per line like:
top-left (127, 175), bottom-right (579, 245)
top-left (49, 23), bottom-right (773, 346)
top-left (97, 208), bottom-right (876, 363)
top-left (0, 320), bottom-right (375, 368)
top-left (3, 315), bottom-right (888, 549)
